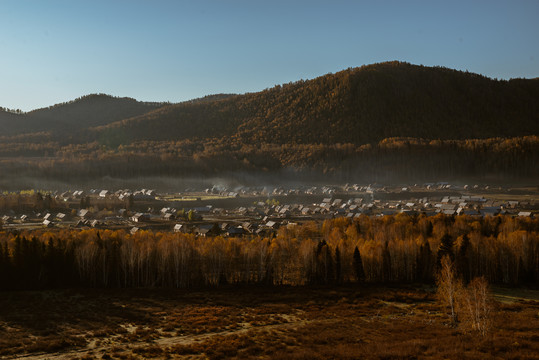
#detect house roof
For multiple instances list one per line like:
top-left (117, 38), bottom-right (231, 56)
top-left (265, 221), bottom-right (277, 228)
top-left (227, 226), bottom-right (246, 235)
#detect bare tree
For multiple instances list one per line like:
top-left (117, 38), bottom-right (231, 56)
top-left (460, 276), bottom-right (492, 336)
top-left (436, 255), bottom-right (462, 326)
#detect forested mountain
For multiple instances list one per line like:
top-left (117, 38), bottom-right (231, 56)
top-left (0, 94), bottom-right (167, 137)
top-left (0, 62), bottom-right (538, 185)
top-left (2, 62), bottom-right (538, 145)
top-left (93, 61), bottom-right (539, 145)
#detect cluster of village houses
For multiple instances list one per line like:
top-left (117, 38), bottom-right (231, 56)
top-left (0, 183), bottom-right (536, 235)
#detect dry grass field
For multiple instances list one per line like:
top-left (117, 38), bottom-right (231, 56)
top-left (0, 285), bottom-right (537, 359)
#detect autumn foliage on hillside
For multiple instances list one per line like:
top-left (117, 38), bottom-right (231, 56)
top-left (1, 62), bottom-right (538, 183)
top-left (0, 135), bottom-right (537, 184)
top-left (92, 62), bottom-right (539, 145)
top-left (0, 214), bottom-right (537, 290)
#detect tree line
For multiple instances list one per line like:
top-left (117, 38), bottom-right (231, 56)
top-left (0, 214), bottom-right (537, 290)
top-left (0, 136), bottom-right (537, 184)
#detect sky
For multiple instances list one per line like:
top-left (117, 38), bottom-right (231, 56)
top-left (1, 0), bottom-right (538, 111)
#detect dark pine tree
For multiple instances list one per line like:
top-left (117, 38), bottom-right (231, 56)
top-left (436, 233), bottom-right (454, 269)
top-left (416, 240), bottom-right (434, 283)
top-left (353, 246), bottom-right (365, 283)
top-left (335, 247), bottom-right (342, 284)
top-left (0, 242), bottom-right (8, 289)
top-left (43, 237), bottom-right (57, 288)
top-left (316, 240), bottom-right (334, 284)
top-left (382, 241), bottom-right (392, 283)
top-left (424, 220), bottom-right (433, 238)
top-left (455, 234), bottom-right (471, 283)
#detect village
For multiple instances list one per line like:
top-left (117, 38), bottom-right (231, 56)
top-left (0, 182), bottom-right (537, 236)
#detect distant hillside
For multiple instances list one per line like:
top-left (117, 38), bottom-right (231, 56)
top-left (0, 94), bottom-right (167, 137)
top-left (0, 62), bottom-right (538, 185)
top-left (93, 62), bottom-right (539, 146)
top-left (185, 93), bottom-right (237, 104)
top-left (0, 110), bottom-right (21, 134)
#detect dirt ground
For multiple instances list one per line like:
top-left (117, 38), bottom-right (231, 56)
top-left (0, 285), bottom-right (538, 359)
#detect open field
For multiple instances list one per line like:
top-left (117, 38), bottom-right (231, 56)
top-left (0, 285), bottom-right (537, 359)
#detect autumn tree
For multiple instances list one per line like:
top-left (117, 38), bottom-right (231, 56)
top-left (436, 255), bottom-right (462, 326)
top-left (459, 276), bottom-right (492, 336)
top-left (0, 214), bottom-right (537, 290)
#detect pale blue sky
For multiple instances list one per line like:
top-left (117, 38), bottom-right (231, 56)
top-left (1, 0), bottom-right (538, 111)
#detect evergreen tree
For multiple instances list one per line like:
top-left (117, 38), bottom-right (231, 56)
top-left (28, 236), bottom-right (42, 288)
top-left (127, 194), bottom-right (134, 210)
top-left (416, 240), bottom-right (433, 282)
top-left (517, 256), bottom-right (529, 285)
top-left (43, 194), bottom-right (53, 210)
top-left (0, 242), bottom-right (7, 289)
top-left (455, 234), bottom-right (471, 283)
top-left (335, 247), bottom-right (342, 284)
top-left (424, 220), bottom-right (433, 238)
top-left (316, 240), bottom-right (334, 284)
top-left (44, 237), bottom-right (56, 287)
top-left (353, 246), bottom-right (365, 283)
top-left (35, 192), bottom-right (44, 210)
top-left (437, 233), bottom-right (454, 269)
top-left (12, 236), bottom-right (24, 287)
top-left (382, 241), bottom-right (392, 282)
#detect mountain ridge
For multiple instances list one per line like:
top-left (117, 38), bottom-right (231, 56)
top-left (0, 94), bottom-right (169, 137)
top-left (89, 61), bottom-right (539, 146)
top-left (2, 61), bottom-right (538, 146)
